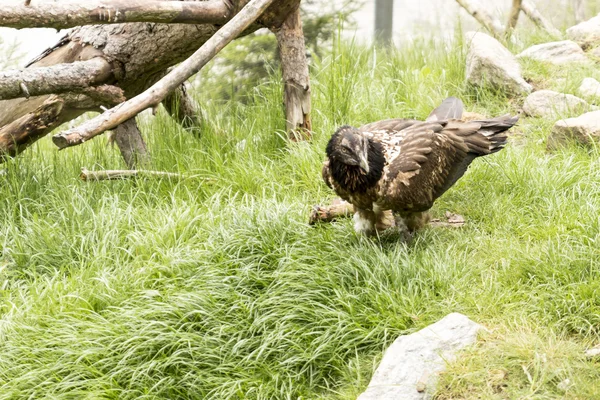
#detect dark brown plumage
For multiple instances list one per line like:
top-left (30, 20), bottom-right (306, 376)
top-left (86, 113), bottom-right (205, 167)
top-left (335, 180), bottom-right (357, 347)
top-left (322, 97), bottom-right (518, 235)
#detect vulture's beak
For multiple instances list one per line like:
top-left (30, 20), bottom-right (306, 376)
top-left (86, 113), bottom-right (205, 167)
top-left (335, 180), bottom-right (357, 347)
top-left (358, 153), bottom-right (369, 174)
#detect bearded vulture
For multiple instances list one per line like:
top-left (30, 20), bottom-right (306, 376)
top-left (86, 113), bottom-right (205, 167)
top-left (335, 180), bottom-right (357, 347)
top-left (322, 97), bottom-right (518, 235)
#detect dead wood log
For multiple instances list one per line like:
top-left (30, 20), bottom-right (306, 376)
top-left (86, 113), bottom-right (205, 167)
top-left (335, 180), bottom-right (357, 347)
top-left (455, 0), bottom-right (504, 39)
top-left (80, 167), bottom-right (184, 181)
top-left (112, 118), bottom-right (150, 169)
top-left (274, 6), bottom-right (312, 140)
top-left (521, 0), bottom-right (561, 38)
top-left (0, 0), bottom-right (231, 30)
top-left (162, 83), bottom-right (202, 130)
top-left (506, 0), bottom-right (523, 37)
top-left (0, 58), bottom-right (112, 100)
top-left (52, 0), bottom-right (279, 149)
top-left (0, 0), bottom-right (303, 162)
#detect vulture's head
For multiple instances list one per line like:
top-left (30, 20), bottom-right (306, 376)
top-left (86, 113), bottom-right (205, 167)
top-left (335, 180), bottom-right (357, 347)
top-left (326, 126), bottom-right (385, 192)
top-left (326, 126), bottom-right (370, 173)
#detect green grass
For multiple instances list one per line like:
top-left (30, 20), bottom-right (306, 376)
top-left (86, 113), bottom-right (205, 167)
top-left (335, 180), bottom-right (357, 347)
top-left (1, 32), bottom-right (600, 399)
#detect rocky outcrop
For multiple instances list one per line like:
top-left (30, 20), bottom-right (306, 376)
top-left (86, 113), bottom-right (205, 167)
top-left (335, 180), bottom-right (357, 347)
top-left (548, 110), bottom-right (600, 149)
top-left (567, 14), bottom-right (600, 49)
top-left (516, 41), bottom-right (590, 65)
top-left (465, 31), bottom-right (532, 95)
top-left (523, 90), bottom-right (592, 118)
top-left (358, 313), bottom-right (484, 400)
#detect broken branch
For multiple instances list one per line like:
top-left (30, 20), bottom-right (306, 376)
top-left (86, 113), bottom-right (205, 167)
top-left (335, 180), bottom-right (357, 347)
top-left (52, 0), bottom-right (277, 150)
top-left (0, 58), bottom-right (112, 101)
top-left (0, 96), bottom-right (64, 159)
top-left (0, 0), bottom-right (231, 30)
top-left (521, 0), bottom-right (561, 38)
top-left (455, 0), bottom-right (505, 39)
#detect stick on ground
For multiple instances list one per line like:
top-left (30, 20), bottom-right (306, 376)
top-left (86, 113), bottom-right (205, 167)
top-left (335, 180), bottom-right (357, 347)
top-left (80, 168), bottom-right (185, 181)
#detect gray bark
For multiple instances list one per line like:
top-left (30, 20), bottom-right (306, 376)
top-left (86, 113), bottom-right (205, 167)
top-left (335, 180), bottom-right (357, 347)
top-left (0, 0), bottom-right (231, 30)
top-left (52, 0), bottom-right (278, 149)
top-left (162, 83), bottom-right (202, 130)
top-left (275, 6), bottom-right (311, 139)
top-left (113, 118), bottom-right (150, 169)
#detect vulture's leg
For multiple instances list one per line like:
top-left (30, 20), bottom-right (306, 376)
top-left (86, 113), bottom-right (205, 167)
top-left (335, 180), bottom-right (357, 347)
top-left (375, 210), bottom-right (396, 231)
top-left (353, 208), bottom-right (377, 235)
top-left (354, 208), bottom-right (396, 235)
top-left (401, 212), bottom-right (431, 232)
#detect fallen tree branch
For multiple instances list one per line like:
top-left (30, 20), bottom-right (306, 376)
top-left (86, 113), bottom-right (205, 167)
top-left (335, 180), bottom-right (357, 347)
top-left (52, 0), bottom-right (277, 150)
top-left (80, 167), bottom-right (185, 181)
top-left (521, 0), bottom-right (561, 38)
top-left (0, 58), bottom-right (112, 101)
top-left (455, 0), bottom-right (504, 39)
top-left (0, 0), bottom-right (231, 30)
top-left (309, 200), bottom-right (467, 228)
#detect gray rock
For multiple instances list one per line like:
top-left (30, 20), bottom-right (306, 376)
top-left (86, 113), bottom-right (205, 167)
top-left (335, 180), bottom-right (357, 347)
top-left (465, 31), bottom-right (532, 95)
top-left (357, 313), bottom-right (484, 400)
top-left (548, 110), bottom-right (600, 149)
top-left (523, 90), bottom-right (592, 118)
top-left (516, 41), bottom-right (590, 65)
top-left (578, 78), bottom-right (600, 98)
top-left (567, 14), bottom-right (600, 48)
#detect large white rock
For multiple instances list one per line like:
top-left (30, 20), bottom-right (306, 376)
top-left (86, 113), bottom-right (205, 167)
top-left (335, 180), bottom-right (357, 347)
top-left (567, 14), bottom-right (600, 48)
top-left (523, 90), bottom-right (592, 118)
top-left (548, 110), bottom-right (600, 149)
top-left (516, 41), bottom-right (590, 65)
top-left (579, 78), bottom-right (600, 98)
top-left (465, 31), bottom-right (532, 95)
top-left (358, 313), bottom-right (484, 400)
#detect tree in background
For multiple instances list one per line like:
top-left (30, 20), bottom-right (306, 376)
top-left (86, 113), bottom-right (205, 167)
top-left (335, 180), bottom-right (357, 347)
top-left (375, 0), bottom-right (394, 45)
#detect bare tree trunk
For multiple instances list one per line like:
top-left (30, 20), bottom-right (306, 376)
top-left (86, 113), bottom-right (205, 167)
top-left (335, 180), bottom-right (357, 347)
top-left (375, 0), bottom-right (394, 45)
top-left (455, 0), bottom-right (504, 39)
top-left (112, 118), bottom-right (150, 169)
top-left (275, 6), bottom-right (312, 140)
top-left (573, 0), bottom-right (586, 23)
top-left (505, 0), bottom-right (523, 37)
top-left (521, 0), bottom-right (561, 38)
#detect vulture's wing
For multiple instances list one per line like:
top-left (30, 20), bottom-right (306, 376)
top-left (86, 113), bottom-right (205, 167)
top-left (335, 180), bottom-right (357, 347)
top-left (378, 116), bottom-right (517, 212)
top-left (359, 118), bottom-right (420, 132)
top-left (425, 97), bottom-right (464, 121)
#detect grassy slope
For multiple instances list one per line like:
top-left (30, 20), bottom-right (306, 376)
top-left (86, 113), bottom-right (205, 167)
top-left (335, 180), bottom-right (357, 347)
top-left (1, 32), bottom-right (600, 399)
